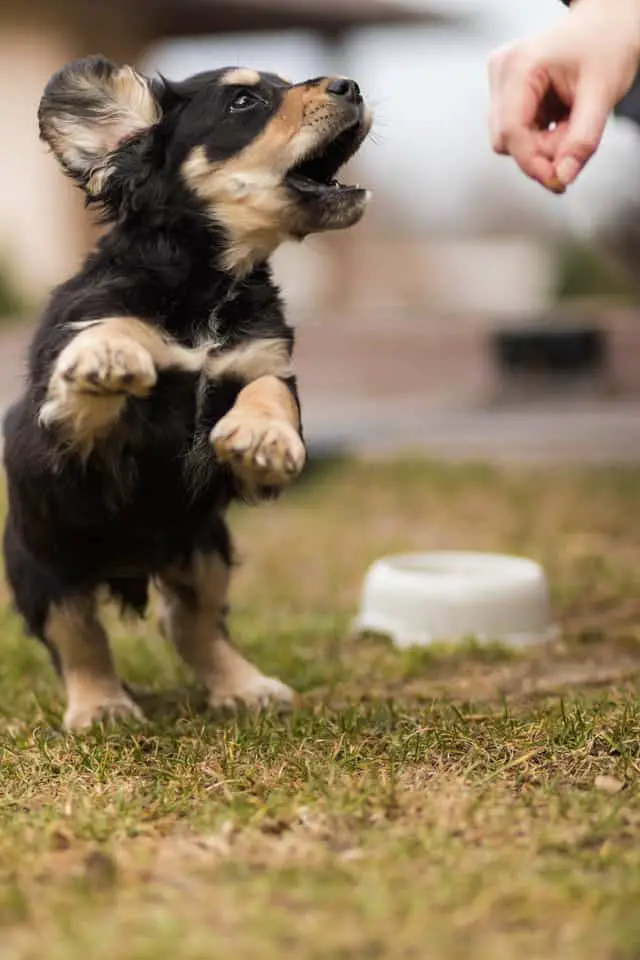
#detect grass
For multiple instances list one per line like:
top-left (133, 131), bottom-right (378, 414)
top-left (0, 260), bottom-right (25, 320)
top-left (1, 456), bottom-right (640, 959)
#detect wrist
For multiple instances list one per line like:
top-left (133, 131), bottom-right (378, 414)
top-left (571, 0), bottom-right (640, 52)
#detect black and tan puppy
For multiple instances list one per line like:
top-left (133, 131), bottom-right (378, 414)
top-left (3, 57), bottom-right (371, 729)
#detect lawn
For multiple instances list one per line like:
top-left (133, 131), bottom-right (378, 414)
top-left (0, 457), bottom-right (639, 960)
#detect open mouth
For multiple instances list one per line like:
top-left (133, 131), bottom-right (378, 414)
top-left (285, 121), bottom-right (368, 197)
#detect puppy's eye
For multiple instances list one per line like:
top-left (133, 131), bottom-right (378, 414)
top-left (229, 90), bottom-right (259, 112)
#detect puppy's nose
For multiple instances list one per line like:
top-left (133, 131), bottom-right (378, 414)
top-left (327, 78), bottom-right (361, 103)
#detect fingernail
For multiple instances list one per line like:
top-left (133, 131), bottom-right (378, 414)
top-left (556, 157), bottom-right (580, 186)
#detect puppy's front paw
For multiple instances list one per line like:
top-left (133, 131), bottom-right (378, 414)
top-left (40, 333), bottom-right (159, 443)
top-left (211, 414), bottom-right (305, 488)
top-left (54, 334), bottom-right (157, 398)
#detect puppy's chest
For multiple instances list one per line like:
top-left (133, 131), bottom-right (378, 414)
top-left (139, 283), bottom-right (272, 446)
top-left (172, 275), bottom-right (275, 353)
top-left (180, 282), bottom-right (246, 352)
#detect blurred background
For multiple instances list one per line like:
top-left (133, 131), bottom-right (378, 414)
top-left (2, 0), bottom-right (640, 462)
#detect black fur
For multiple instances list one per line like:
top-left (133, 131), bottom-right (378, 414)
top-left (3, 56), bottom-right (369, 691)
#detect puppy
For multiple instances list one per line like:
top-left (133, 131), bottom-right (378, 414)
top-left (2, 56), bottom-right (371, 729)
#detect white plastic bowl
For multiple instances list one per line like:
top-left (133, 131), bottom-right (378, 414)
top-left (354, 551), bottom-right (556, 648)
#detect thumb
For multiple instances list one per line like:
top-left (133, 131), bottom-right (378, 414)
top-left (555, 77), bottom-right (611, 186)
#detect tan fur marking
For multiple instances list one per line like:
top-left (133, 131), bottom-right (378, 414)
top-left (182, 81), bottom-right (346, 274)
top-left (221, 68), bottom-right (261, 87)
top-left (238, 83), bottom-right (337, 170)
top-left (67, 316), bottom-right (203, 373)
top-left (227, 374), bottom-right (300, 428)
top-left (40, 318), bottom-right (161, 456)
top-left (46, 597), bottom-right (142, 730)
top-left (204, 337), bottom-right (293, 383)
top-left (183, 147), bottom-right (292, 275)
top-left (210, 374), bottom-right (305, 492)
top-left (41, 317), bottom-right (295, 458)
top-left (157, 553), bottom-right (294, 712)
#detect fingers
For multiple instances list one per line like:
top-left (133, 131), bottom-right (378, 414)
top-left (488, 17), bottom-right (621, 193)
top-left (488, 45), bottom-right (558, 188)
top-left (502, 131), bottom-right (558, 186)
top-left (554, 77), bottom-right (611, 186)
top-left (488, 44), bottom-right (528, 156)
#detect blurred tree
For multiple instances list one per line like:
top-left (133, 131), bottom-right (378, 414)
top-left (0, 260), bottom-right (24, 320)
top-left (554, 241), bottom-right (637, 302)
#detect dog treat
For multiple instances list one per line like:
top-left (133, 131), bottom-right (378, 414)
top-left (546, 175), bottom-right (566, 195)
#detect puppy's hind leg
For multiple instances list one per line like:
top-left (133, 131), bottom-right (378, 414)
top-left (157, 549), bottom-right (294, 714)
top-left (3, 521), bottom-right (142, 730)
top-left (45, 595), bottom-right (144, 731)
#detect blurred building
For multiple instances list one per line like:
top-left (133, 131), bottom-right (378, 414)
top-left (0, 0), bottom-right (452, 301)
top-left (2, 0), bottom-right (638, 427)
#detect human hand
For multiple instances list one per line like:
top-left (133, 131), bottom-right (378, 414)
top-left (488, 0), bottom-right (640, 192)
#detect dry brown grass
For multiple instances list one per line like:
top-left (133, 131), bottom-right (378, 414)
top-left (1, 457), bottom-right (639, 959)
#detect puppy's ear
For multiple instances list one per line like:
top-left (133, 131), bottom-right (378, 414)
top-left (38, 55), bottom-right (161, 194)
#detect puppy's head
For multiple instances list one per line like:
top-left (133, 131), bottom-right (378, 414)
top-left (39, 56), bottom-right (373, 274)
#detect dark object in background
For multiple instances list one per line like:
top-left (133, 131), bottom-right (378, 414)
top-left (486, 70), bottom-right (640, 402)
top-left (490, 322), bottom-right (608, 399)
top-left (493, 325), bottom-right (606, 376)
